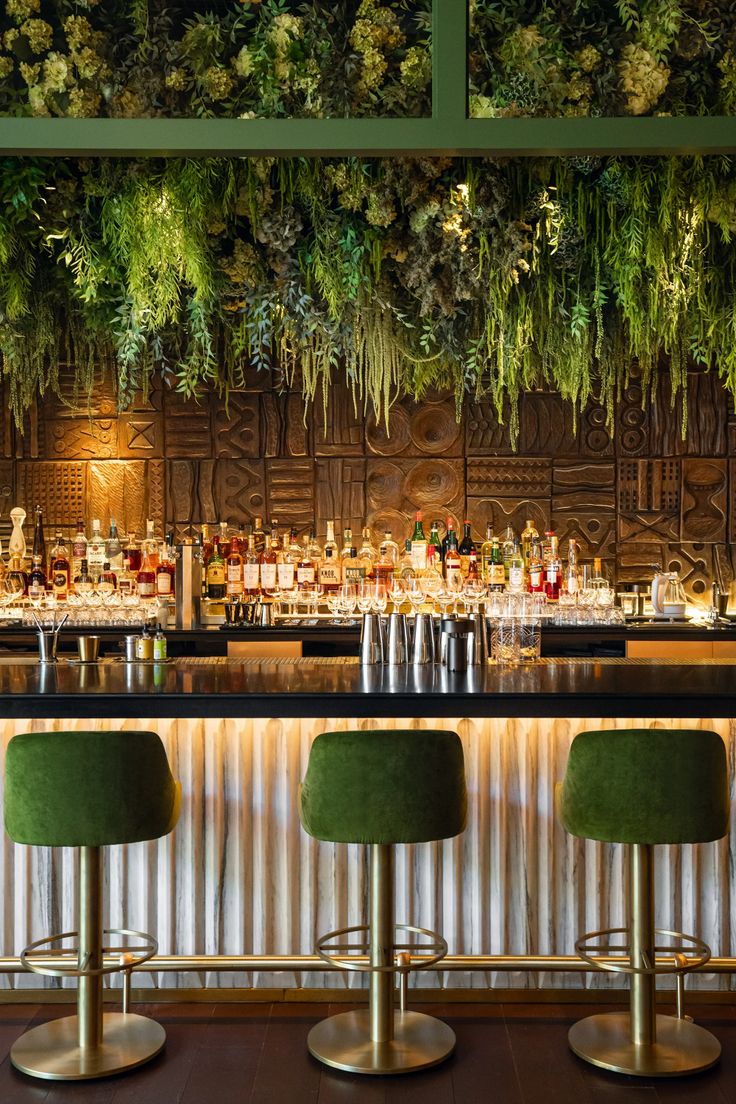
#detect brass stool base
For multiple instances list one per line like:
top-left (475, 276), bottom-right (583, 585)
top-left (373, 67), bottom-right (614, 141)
top-left (569, 1013), bottom-right (721, 1077)
top-left (11, 1013), bottom-right (166, 1081)
top-left (308, 1009), bottom-right (455, 1075)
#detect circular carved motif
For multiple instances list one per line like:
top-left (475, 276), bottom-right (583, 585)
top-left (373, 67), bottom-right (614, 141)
top-left (409, 403), bottom-right (461, 455)
top-left (366, 407), bottom-right (411, 456)
top-left (366, 461), bottom-right (404, 508)
top-left (368, 508), bottom-right (409, 538)
top-left (403, 461), bottom-right (461, 506)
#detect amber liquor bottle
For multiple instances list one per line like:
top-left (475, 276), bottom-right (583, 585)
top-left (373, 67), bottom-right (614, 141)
top-left (49, 531), bottom-right (70, 599)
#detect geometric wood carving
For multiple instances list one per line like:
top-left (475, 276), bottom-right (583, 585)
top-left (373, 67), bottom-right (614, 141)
top-left (265, 458), bottom-right (315, 529)
top-left (261, 393), bottom-right (310, 457)
top-left (617, 368), bottom-right (649, 457)
top-left (366, 398), bottom-right (462, 458)
top-left (467, 458), bottom-right (550, 498)
top-left (366, 458), bottom-right (464, 537)
top-left (118, 413), bottom-right (164, 459)
top-left (618, 459), bottom-right (680, 514)
top-left (552, 462), bottom-right (616, 558)
top-left (315, 383), bottom-right (364, 456)
top-left (17, 461), bottom-right (86, 528)
top-left (465, 400), bottom-right (514, 456)
top-left (466, 496), bottom-right (550, 539)
top-left (42, 417), bottom-right (118, 460)
top-left (213, 392), bottom-right (260, 458)
top-left (681, 458), bottom-right (727, 542)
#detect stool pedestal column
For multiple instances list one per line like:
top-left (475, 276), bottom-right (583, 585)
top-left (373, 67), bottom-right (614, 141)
top-left (78, 846), bottom-right (103, 1051)
top-left (370, 844), bottom-right (394, 1045)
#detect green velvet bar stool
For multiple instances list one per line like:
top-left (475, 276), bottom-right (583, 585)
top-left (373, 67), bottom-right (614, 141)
top-left (4, 729), bottom-right (181, 1081)
top-left (299, 728), bottom-right (467, 1075)
top-left (558, 727), bottom-right (728, 1078)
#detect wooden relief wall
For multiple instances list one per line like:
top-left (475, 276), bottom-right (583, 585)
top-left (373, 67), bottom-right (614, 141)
top-left (1, 363), bottom-right (734, 598)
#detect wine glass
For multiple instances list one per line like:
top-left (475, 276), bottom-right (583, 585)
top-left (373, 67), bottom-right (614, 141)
top-left (339, 583), bottom-right (357, 622)
top-left (357, 581), bottom-right (374, 615)
top-left (388, 578), bottom-right (404, 613)
top-left (372, 582), bottom-right (388, 616)
top-left (405, 578), bottom-right (425, 618)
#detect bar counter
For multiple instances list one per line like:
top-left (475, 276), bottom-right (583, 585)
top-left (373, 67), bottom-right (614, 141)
top-left (1, 655), bottom-right (736, 717)
top-left (1, 656), bottom-right (734, 998)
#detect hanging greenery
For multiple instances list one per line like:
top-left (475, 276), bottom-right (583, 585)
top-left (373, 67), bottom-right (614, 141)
top-left (0, 2), bottom-right (734, 441)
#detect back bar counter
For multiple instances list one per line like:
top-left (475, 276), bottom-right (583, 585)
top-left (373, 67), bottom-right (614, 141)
top-left (1, 656), bottom-right (734, 997)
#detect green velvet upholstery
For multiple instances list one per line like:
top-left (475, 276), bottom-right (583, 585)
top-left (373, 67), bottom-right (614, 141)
top-left (5, 730), bottom-right (181, 847)
top-left (299, 729), bottom-right (466, 844)
top-left (558, 728), bottom-right (728, 845)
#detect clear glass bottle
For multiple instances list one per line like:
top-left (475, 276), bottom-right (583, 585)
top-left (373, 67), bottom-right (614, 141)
top-left (375, 530), bottom-right (399, 586)
top-left (98, 561), bottom-right (117, 595)
top-left (357, 526), bottom-right (377, 579)
top-left (259, 536), bottom-right (278, 595)
top-left (117, 557), bottom-right (137, 597)
top-left (243, 533), bottom-right (261, 596)
top-left (277, 527), bottom-right (298, 591)
top-left (479, 522), bottom-right (494, 584)
top-left (252, 516), bottom-right (266, 555)
top-left (565, 538), bottom-right (579, 595)
top-left (106, 517), bottom-right (124, 573)
top-left (521, 518), bottom-right (539, 571)
top-left (501, 526), bottom-right (516, 580)
top-left (508, 540), bottom-right (525, 591)
top-left (72, 518), bottom-right (87, 581)
top-left (528, 538), bottom-right (545, 593)
top-left (297, 529), bottom-right (317, 590)
top-left (28, 554), bottom-right (46, 601)
top-left (156, 534), bottom-right (176, 597)
top-left (399, 538), bottom-right (416, 582)
top-left (444, 531), bottom-right (462, 590)
top-left (545, 534), bottom-right (561, 601)
top-left (136, 543), bottom-right (157, 600)
top-left (318, 521), bottom-right (341, 591)
top-left (124, 530), bottom-right (141, 573)
top-left (74, 557), bottom-right (92, 597)
top-left (87, 519), bottom-right (106, 575)
top-left (142, 519), bottom-right (160, 570)
top-left (488, 537), bottom-right (506, 591)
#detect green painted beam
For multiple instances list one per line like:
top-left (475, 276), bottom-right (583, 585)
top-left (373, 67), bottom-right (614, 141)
top-left (0, 116), bottom-right (733, 157)
top-left (433, 0), bottom-right (468, 125)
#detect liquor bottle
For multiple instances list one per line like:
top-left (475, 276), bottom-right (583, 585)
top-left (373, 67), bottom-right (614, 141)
top-left (225, 531), bottom-right (243, 597)
top-left (205, 536), bottom-right (226, 599)
top-left (72, 518), bottom-right (87, 581)
top-left (488, 537), bottom-right (506, 591)
top-left (375, 530), bottom-right (399, 585)
top-left (318, 521), bottom-right (341, 591)
top-left (542, 530), bottom-right (557, 567)
top-left (199, 524), bottom-right (212, 569)
top-left (49, 531), bottom-right (71, 599)
top-left (424, 541), bottom-right (444, 582)
top-left (508, 540), bottom-right (525, 591)
top-left (501, 526), bottom-right (516, 580)
top-left (479, 523), bottom-right (494, 584)
top-left (444, 531), bottom-right (463, 590)
top-left (218, 521), bottom-right (231, 561)
top-left (466, 548), bottom-right (480, 582)
top-left (136, 544), bottom-right (157, 600)
top-left (521, 518), bottom-right (539, 571)
top-left (259, 536), bottom-right (278, 595)
top-left (106, 518), bottom-right (124, 573)
top-left (28, 554), bottom-right (46, 601)
top-left (124, 530), bottom-right (142, 573)
top-left (231, 523), bottom-right (246, 557)
top-left (344, 546), bottom-right (364, 584)
top-left (410, 511), bottom-right (428, 571)
top-left (31, 506), bottom-right (46, 577)
top-left (87, 519), bottom-right (106, 576)
top-left (98, 562), bottom-right (117, 595)
top-left (243, 533), bottom-right (261, 596)
top-left (544, 533), bottom-right (561, 601)
top-left (74, 558), bottom-right (93, 597)
top-left (458, 519), bottom-right (474, 578)
top-left (277, 527), bottom-right (298, 591)
top-left (142, 519), bottom-right (160, 570)
top-left (252, 516), bottom-right (266, 555)
top-left (269, 520), bottom-right (281, 555)
top-left (565, 538), bottom-right (579, 595)
top-left (591, 556), bottom-right (608, 588)
top-left (117, 557), bottom-right (137, 597)
top-left (297, 530), bottom-right (317, 589)
top-left (399, 538), bottom-right (416, 582)
top-left (357, 526), bottom-right (377, 579)
top-left (156, 534), bottom-right (176, 597)
top-left (428, 520), bottom-right (443, 565)
top-left (528, 538), bottom-right (545, 593)
top-left (440, 516), bottom-right (456, 563)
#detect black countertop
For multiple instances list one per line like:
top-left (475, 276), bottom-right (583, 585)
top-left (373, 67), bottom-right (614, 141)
top-left (1, 657), bottom-right (735, 718)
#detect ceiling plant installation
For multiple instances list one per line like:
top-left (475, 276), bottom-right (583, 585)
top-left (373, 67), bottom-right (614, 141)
top-left (0, 1), bottom-right (734, 443)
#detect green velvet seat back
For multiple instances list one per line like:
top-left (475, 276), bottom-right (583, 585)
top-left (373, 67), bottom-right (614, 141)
top-left (299, 729), bottom-right (467, 844)
top-left (558, 728), bottom-right (728, 845)
top-left (5, 730), bottom-right (181, 847)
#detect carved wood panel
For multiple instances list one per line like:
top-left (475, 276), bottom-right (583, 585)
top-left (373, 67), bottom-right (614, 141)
top-left (315, 383), bottom-right (364, 456)
top-left (467, 458), bottom-right (550, 498)
top-left (88, 460), bottom-right (164, 537)
top-left (213, 393), bottom-right (260, 458)
top-left (0, 461), bottom-right (14, 548)
top-left (315, 459), bottom-right (366, 537)
top-left (167, 460), bottom-right (266, 528)
top-left (265, 459), bottom-right (315, 529)
top-left (681, 458), bottom-right (727, 543)
top-left (366, 398), bottom-right (462, 458)
top-left (466, 498), bottom-right (550, 539)
top-left (366, 459), bottom-right (464, 536)
top-left (650, 370), bottom-right (728, 457)
top-left (552, 462), bottom-right (616, 558)
top-left (617, 459), bottom-right (680, 542)
top-left (118, 413), bottom-right (164, 459)
top-left (617, 368), bottom-right (649, 457)
top-left (41, 417), bottom-right (118, 461)
top-left (465, 400), bottom-right (514, 456)
top-left (261, 393), bottom-right (310, 457)
top-left (17, 462), bottom-right (86, 527)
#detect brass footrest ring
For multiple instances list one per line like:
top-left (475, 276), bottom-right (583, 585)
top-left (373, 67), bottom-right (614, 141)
top-left (575, 926), bottom-right (710, 977)
top-left (20, 927), bottom-right (158, 980)
top-left (316, 923), bottom-right (448, 974)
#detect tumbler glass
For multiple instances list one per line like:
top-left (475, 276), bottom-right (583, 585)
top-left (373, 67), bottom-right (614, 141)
top-left (493, 617), bottom-right (520, 664)
top-left (519, 617), bottom-right (541, 662)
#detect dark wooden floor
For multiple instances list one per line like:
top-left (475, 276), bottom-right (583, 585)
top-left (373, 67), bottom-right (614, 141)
top-left (0, 1000), bottom-right (735, 1102)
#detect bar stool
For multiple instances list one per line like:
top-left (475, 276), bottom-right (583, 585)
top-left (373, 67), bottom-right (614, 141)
top-left (299, 728), bottom-right (467, 1075)
top-left (4, 729), bottom-right (181, 1081)
top-left (557, 727), bottom-right (728, 1077)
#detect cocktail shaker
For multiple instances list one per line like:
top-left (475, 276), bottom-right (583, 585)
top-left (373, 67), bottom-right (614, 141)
top-left (385, 612), bottom-right (409, 664)
top-left (359, 613), bottom-right (385, 665)
top-left (410, 612), bottom-right (436, 664)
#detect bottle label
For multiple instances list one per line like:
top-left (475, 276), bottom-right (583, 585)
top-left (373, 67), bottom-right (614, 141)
top-left (138, 579), bottom-right (155, 597)
top-left (410, 542), bottom-right (427, 570)
top-left (297, 565), bottom-right (315, 585)
top-left (344, 565), bottom-right (365, 583)
top-left (52, 571), bottom-right (68, 594)
top-left (226, 563), bottom-right (242, 584)
top-left (207, 563), bottom-right (225, 586)
top-left (459, 555), bottom-right (470, 577)
top-left (529, 564), bottom-right (544, 590)
top-left (509, 564), bottom-right (524, 588)
top-left (260, 563), bottom-right (277, 589)
top-left (243, 564), bottom-right (260, 589)
top-left (153, 636), bottom-right (167, 661)
top-left (490, 564), bottom-right (506, 586)
top-left (277, 563), bottom-right (295, 589)
top-left (319, 564), bottom-right (340, 585)
top-left (156, 573), bottom-right (172, 595)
